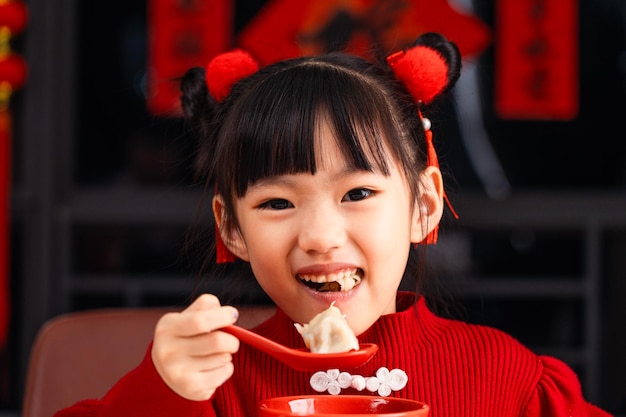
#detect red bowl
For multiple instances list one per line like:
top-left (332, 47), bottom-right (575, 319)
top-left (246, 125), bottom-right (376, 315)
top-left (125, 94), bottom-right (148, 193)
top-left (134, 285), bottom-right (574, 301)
top-left (258, 395), bottom-right (429, 416)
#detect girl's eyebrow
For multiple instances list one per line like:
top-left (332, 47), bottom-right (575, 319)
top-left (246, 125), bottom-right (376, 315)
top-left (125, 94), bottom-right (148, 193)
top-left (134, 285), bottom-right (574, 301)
top-left (253, 167), bottom-right (375, 189)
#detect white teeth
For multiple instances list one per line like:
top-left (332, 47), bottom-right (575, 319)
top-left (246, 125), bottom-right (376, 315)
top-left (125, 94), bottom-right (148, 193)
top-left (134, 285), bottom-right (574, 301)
top-left (300, 269), bottom-right (358, 284)
top-left (299, 269), bottom-right (362, 292)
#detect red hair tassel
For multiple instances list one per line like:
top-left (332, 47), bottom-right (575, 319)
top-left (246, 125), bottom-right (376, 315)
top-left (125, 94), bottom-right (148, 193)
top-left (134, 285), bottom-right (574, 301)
top-left (419, 125), bottom-right (458, 246)
top-left (215, 224), bottom-right (236, 264)
top-left (387, 43), bottom-right (459, 246)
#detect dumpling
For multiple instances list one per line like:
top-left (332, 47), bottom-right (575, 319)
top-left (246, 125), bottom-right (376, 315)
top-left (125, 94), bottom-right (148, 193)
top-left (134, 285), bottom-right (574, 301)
top-left (294, 302), bottom-right (359, 353)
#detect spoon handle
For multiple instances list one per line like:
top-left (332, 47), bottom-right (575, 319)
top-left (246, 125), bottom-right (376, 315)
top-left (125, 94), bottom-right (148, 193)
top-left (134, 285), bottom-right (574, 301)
top-left (222, 324), bottom-right (292, 358)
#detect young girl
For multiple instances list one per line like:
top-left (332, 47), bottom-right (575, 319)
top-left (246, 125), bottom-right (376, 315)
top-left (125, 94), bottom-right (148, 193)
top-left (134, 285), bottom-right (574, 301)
top-left (54, 33), bottom-right (610, 416)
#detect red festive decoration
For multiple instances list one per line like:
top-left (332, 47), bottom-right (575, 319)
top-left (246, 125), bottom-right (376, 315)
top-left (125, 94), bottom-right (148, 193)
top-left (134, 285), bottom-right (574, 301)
top-left (147, 0), bottom-right (233, 116)
top-left (0, 53), bottom-right (27, 89)
top-left (495, 0), bottom-right (578, 120)
top-left (0, 1), bottom-right (28, 33)
top-left (0, 0), bottom-right (28, 350)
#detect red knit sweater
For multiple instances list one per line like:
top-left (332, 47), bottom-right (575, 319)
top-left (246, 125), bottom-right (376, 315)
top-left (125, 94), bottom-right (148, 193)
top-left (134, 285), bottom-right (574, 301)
top-left (55, 294), bottom-right (611, 417)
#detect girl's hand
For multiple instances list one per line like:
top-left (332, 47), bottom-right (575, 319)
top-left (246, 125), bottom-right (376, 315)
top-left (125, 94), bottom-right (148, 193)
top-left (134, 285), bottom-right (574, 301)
top-left (151, 293), bottom-right (240, 401)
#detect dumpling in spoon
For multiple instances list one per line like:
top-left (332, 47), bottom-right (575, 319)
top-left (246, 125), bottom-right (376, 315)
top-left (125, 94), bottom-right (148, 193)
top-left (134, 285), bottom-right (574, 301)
top-left (294, 302), bottom-right (359, 353)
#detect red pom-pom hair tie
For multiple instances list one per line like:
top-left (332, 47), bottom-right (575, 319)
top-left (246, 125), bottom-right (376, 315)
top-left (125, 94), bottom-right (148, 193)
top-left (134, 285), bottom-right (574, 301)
top-left (206, 49), bottom-right (259, 103)
top-left (386, 46), bottom-right (458, 245)
top-left (206, 50), bottom-right (259, 263)
top-left (386, 47), bottom-right (448, 106)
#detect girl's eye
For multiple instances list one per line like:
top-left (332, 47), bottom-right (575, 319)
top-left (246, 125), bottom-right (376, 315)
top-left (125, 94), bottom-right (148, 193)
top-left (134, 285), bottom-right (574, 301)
top-left (259, 199), bottom-right (293, 210)
top-left (343, 188), bottom-right (373, 202)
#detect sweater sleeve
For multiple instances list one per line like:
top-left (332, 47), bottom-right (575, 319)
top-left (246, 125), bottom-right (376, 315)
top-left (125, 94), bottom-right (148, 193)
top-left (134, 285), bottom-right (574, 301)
top-left (54, 344), bottom-right (215, 417)
top-left (522, 356), bottom-right (612, 417)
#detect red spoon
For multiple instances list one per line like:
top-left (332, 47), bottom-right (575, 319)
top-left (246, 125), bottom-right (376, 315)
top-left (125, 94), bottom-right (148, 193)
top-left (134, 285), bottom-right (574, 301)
top-left (222, 325), bottom-right (378, 371)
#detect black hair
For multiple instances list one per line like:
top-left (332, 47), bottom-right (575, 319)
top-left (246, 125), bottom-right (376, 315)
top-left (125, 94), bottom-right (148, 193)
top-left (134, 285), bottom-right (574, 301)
top-left (181, 33), bottom-right (461, 304)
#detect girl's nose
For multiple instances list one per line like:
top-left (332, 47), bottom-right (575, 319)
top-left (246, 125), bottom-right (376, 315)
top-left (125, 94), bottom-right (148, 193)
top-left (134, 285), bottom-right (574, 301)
top-left (298, 206), bottom-right (346, 254)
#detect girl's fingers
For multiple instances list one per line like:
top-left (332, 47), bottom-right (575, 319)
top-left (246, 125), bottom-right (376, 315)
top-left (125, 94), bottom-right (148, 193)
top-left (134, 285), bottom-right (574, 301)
top-left (181, 329), bottom-right (240, 358)
top-left (156, 295), bottom-right (239, 338)
top-left (153, 328), bottom-right (240, 363)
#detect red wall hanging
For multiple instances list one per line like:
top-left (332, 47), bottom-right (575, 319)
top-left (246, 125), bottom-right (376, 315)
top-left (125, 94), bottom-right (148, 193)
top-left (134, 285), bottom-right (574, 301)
top-left (495, 0), bottom-right (579, 120)
top-left (146, 0), bottom-right (232, 116)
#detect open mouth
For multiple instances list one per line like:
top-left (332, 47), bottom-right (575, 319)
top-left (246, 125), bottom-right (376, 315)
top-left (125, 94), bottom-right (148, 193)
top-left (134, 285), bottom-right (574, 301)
top-left (298, 268), bottom-right (363, 292)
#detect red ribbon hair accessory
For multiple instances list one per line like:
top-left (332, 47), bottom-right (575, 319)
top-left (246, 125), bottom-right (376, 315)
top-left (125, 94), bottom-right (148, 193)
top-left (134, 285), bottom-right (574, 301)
top-left (206, 49), bottom-right (259, 103)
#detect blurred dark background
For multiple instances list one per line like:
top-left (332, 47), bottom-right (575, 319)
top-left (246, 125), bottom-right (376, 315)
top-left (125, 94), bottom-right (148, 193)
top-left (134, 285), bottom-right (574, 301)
top-left (3, 0), bottom-right (626, 415)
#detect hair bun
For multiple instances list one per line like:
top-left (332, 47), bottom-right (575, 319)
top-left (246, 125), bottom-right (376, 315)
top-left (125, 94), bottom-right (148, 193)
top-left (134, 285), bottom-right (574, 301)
top-left (206, 49), bottom-right (259, 102)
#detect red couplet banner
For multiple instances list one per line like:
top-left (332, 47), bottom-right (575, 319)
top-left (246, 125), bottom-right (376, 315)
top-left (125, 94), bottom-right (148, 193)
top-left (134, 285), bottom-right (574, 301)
top-left (146, 0), bottom-right (233, 116)
top-left (495, 0), bottom-right (579, 120)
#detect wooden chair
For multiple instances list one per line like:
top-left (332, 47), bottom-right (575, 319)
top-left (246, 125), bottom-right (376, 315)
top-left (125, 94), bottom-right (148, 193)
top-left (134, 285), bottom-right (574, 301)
top-left (21, 305), bottom-right (275, 417)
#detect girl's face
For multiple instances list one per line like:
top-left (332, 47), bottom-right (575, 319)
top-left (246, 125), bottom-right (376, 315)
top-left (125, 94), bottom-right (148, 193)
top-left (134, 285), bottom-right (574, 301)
top-left (217, 122), bottom-right (442, 335)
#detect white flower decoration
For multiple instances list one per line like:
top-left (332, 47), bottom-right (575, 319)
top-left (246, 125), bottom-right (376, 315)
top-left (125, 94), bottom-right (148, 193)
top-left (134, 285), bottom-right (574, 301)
top-left (337, 371), bottom-right (353, 388)
top-left (309, 367), bottom-right (408, 396)
top-left (365, 376), bottom-right (381, 393)
top-left (368, 367), bottom-right (408, 396)
top-left (350, 374), bottom-right (366, 391)
top-left (310, 369), bottom-right (338, 394)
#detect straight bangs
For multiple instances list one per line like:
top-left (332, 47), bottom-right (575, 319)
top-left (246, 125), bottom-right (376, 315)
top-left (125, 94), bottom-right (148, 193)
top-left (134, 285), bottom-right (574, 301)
top-left (220, 58), bottom-right (405, 198)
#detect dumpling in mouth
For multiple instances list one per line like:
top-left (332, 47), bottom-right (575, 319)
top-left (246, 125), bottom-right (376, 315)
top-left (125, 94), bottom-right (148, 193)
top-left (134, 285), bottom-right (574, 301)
top-left (294, 302), bottom-right (359, 353)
